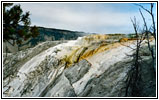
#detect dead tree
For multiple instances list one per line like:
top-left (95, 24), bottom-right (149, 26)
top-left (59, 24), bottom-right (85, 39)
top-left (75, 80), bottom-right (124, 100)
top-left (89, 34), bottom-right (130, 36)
top-left (125, 17), bottom-right (144, 96)
top-left (137, 3), bottom-right (156, 69)
top-left (125, 3), bottom-right (156, 96)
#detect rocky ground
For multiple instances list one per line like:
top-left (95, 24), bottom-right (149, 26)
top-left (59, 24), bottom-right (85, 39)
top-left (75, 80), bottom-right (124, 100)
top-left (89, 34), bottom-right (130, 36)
top-left (3, 35), bottom-right (156, 97)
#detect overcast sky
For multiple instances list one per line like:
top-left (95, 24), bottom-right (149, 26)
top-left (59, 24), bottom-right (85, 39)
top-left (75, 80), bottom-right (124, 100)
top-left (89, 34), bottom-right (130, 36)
top-left (15, 3), bottom-right (156, 34)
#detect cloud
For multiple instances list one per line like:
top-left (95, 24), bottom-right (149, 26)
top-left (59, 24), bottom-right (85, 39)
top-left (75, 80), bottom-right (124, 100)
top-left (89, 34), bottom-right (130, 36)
top-left (16, 3), bottom-right (155, 34)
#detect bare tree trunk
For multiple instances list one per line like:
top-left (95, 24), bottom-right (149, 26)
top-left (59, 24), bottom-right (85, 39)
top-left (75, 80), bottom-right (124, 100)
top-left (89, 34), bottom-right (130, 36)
top-left (139, 7), bottom-right (155, 70)
top-left (125, 17), bottom-right (142, 96)
top-left (125, 3), bottom-right (156, 96)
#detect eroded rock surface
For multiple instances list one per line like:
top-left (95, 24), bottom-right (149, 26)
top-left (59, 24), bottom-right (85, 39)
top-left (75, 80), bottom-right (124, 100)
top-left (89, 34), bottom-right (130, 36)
top-left (3, 35), bottom-right (156, 97)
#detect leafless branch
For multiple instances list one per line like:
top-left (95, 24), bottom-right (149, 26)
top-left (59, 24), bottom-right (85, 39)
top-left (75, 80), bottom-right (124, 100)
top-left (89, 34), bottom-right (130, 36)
top-left (135, 3), bottom-right (151, 14)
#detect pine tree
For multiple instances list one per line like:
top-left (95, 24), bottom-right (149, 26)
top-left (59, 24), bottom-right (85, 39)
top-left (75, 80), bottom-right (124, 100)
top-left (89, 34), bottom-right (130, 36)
top-left (3, 3), bottom-right (39, 50)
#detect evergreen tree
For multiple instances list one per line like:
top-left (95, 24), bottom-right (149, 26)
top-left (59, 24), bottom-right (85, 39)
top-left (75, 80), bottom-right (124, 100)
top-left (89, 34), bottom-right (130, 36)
top-left (3, 3), bottom-right (39, 50)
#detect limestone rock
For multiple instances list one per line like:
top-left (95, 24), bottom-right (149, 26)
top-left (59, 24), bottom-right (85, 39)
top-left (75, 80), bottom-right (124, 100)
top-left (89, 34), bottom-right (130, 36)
top-left (64, 60), bottom-right (91, 84)
top-left (3, 35), bottom-right (155, 97)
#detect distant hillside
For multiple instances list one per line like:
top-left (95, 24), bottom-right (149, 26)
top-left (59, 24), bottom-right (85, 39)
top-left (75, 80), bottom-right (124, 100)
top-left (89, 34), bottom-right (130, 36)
top-left (22, 26), bottom-right (87, 47)
top-left (3, 26), bottom-right (88, 53)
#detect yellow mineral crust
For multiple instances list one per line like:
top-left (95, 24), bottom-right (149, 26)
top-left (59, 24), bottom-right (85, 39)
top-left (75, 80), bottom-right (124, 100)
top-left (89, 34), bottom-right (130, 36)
top-left (84, 34), bottom-right (108, 43)
top-left (61, 35), bottom-right (132, 68)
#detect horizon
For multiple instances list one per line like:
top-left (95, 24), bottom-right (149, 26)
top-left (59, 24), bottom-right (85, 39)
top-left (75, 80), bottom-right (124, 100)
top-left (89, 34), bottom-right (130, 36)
top-left (11, 2), bottom-right (157, 34)
top-left (30, 25), bottom-right (136, 34)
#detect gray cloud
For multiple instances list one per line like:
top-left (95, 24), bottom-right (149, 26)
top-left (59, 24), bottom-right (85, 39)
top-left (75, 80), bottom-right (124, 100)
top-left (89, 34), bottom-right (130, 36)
top-left (17, 3), bottom-right (154, 34)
